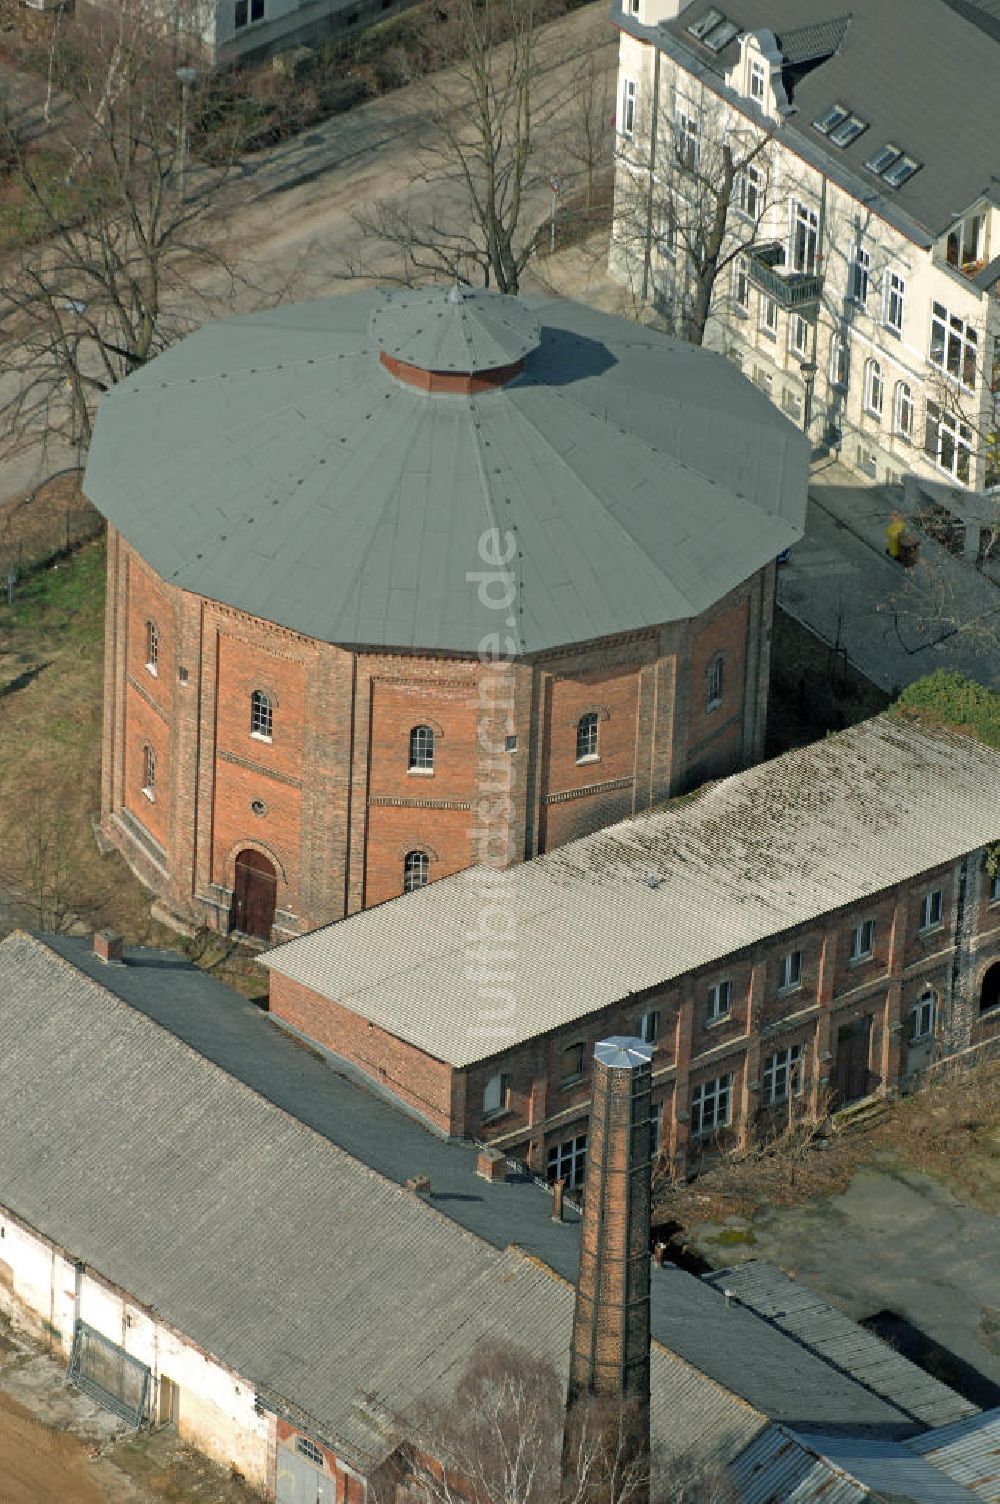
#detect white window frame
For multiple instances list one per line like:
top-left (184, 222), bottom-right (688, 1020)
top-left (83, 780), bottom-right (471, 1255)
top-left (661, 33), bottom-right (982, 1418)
top-left (621, 77), bottom-right (637, 140)
top-left (749, 59), bottom-right (766, 102)
top-left (759, 295), bottom-right (778, 338)
top-left (884, 270), bottom-right (905, 335)
top-left (403, 849), bottom-right (429, 893)
top-left (778, 949), bottom-right (802, 992)
top-left (408, 723), bottom-right (435, 772)
top-left (790, 313), bottom-right (810, 359)
top-left (250, 689), bottom-right (273, 743)
top-left (142, 744), bottom-right (156, 802)
top-left (925, 402), bottom-right (973, 483)
top-left (830, 334), bottom-right (849, 390)
top-left (864, 357), bottom-right (883, 418)
top-left (674, 105), bottom-right (701, 171)
top-left (762, 1043), bottom-right (803, 1106)
top-left (691, 1073), bottom-right (732, 1136)
top-left (910, 989), bottom-right (936, 1042)
top-left (576, 712), bottom-right (599, 763)
top-left (547, 1131), bottom-right (587, 1187)
top-left (145, 619), bottom-right (158, 677)
top-left (734, 253), bottom-right (750, 312)
top-left (850, 917), bottom-right (875, 961)
top-left (894, 381), bottom-right (914, 440)
top-left (483, 1069), bottom-right (511, 1118)
top-left (737, 162), bottom-right (763, 221)
top-left (657, 197), bottom-right (677, 259)
top-left (707, 978), bottom-right (731, 1022)
top-left (929, 303), bottom-right (979, 391)
top-left (919, 888), bottom-right (943, 932)
top-left (850, 246), bottom-right (870, 306)
top-left (790, 200), bottom-right (818, 275)
top-left (638, 1009), bottom-right (660, 1045)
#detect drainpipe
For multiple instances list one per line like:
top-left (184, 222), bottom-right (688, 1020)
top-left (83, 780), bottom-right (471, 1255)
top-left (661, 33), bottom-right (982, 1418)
top-left (807, 174), bottom-right (828, 435)
top-left (641, 49), bottom-right (662, 306)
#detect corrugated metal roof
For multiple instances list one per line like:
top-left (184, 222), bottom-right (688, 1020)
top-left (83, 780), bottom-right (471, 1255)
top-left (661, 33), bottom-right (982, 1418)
top-left (262, 714), bottom-right (1000, 1067)
top-left (909, 1408), bottom-right (1000, 1502)
top-left (659, 0), bottom-right (1000, 235)
top-left (370, 284), bottom-right (541, 372)
top-left (705, 1264), bottom-right (977, 1429)
top-left (83, 289), bottom-right (807, 655)
top-left (729, 1424), bottom-right (991, 1504)
top-left (0, 930), bottom-right (774, 1475)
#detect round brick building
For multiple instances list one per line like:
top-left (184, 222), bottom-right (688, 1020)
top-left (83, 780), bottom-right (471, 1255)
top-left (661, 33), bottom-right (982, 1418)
top-left (85, 285), bottom-right (807, 940)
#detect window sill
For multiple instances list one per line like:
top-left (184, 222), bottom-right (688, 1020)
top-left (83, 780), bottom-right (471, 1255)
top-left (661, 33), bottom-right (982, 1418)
top-left (759, 328), bottom-right (778, 342)
top-left (481, 1107), bottom-right (513, 1125)
top-left (407, 767), bottom-right (435, 776)
top-left (847, 951), bottom-right (873, 968)
top-left (882, 325), bottom-right (902, 339)
top-left (145, 664), bottom-right (158, 678)
top-left (705, 1012), bottom-right (732, 1028)
top-left (918, 923), bottom-right (944, 940)
top-left (141, 787), bottom-right (155, 803)
top-left (734, 305), bottom-right (750, 318)
top-left (706, 698), bottom-right (722, 714)
top-left (776, 982), bottom-right (802, 998)
top-left (250, 732), bottom-right (272, 744)
top-left (575, 755), bottom-right (600, 767)
top-left (909, 1031), bottom-right (934, 1044)
top-left (863, 408), bottom-right (883, 423)
top-left (560, 1074), bottom-right (585, 1091)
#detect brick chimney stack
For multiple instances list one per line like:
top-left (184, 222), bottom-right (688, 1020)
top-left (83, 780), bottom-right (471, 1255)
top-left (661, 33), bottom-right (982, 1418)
top-left (563, 1036), bottom-right (652, 1503)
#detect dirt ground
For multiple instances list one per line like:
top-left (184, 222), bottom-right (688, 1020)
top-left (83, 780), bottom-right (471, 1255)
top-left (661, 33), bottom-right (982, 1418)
top-left (0, 1313), bottom-right (262, 1503)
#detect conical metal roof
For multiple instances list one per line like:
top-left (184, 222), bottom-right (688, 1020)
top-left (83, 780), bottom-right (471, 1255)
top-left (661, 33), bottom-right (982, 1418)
top-left (370, 283), bottom-right (541, 373)
top-left (83, 288), bottom-right (808, 656)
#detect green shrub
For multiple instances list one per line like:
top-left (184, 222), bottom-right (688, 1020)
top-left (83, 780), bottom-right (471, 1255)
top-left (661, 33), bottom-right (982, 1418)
top-left (890, 671), bottom-right (1000, 751)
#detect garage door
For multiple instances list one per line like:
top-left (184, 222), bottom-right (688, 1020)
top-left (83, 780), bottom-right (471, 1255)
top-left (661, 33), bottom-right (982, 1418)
top-left (276, 1438), bottom-right (335, 1504)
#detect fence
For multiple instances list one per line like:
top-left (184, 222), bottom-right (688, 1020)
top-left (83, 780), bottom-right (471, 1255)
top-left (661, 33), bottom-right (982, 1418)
top-left (0, 469), bottom-right (104, 586)
top-left (67, 1319), bottom-right (151, 1428)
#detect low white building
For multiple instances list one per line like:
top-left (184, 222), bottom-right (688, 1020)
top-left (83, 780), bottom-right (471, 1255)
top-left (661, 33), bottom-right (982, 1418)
top-left (610, 0), bottom-right (1000, 494)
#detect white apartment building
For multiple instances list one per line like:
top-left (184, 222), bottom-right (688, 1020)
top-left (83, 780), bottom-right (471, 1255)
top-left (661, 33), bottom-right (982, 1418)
top-left (610, 0), bottom-right (1000, 493)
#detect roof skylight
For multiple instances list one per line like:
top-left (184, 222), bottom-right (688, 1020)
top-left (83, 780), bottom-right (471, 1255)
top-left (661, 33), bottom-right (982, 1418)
top-left (882, 154), bottom-right (921, 187)
top-left (812, 103), bottom-right (849, 135)
top-left (864, 143), bottom-right (901, 175)
top-left (687, 6), bottom-right (724, 38)
top-left (703, 17), bottom-right (739, 50)
top-left (828, 113), bottom-right (867, 147)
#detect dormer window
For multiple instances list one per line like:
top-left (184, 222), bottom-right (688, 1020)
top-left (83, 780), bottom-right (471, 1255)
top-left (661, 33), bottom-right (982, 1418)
top-left (947, 213), bottom-right (985, 270)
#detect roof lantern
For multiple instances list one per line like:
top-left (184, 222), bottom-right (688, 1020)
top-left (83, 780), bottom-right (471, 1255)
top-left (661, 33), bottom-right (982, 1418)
top-left (370, 283), bottom-right (541, 391)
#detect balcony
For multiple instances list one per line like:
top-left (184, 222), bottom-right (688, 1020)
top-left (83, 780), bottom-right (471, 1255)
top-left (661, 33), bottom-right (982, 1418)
top-left (747, 242), bottom-right (823, 309)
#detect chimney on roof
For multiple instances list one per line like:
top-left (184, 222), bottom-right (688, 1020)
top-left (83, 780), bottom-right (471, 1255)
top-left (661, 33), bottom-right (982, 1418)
top-left (562, 1036), bottom-right (652, 1504)
top-left (92, 929), bottom-right (124, 965)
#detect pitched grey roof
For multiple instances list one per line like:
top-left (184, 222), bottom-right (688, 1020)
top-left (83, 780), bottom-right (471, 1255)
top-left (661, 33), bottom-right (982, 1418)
top-left (83, 288), bottom-right (807, 655)
top-left (774, 16), bottom-right (850, 65)
top-left (729, 1426), bottom-right (987, 1503)
top-left (655, 0), bottom-right (1000, 237)
top-left (262, 714), bottom-right (1000, 1067)
top-left (370, 284), bottom-right (541, 372)
top-left (704, 1263), bottom-right (977, 1429)
top-left (0, 930), bottom-right (769, 1473)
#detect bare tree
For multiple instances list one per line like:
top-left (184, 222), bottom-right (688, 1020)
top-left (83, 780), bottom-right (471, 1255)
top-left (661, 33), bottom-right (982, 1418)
top-left (0, 0), bottom-right (242, 460)
top-left (558, 52), bottom-right (612, 212)
top-left (351, 0), bottom-right (606, 293)
top-left (612, 80), bottom-right (775, 343)
top-left (371, 1341), bottom-right (732, 1504)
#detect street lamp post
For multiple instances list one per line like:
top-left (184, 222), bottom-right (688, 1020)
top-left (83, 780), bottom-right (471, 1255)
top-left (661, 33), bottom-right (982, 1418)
top-left (176, 66), bottom-right (198, 204)
top-left (799, 358), bottom-right (818, 435)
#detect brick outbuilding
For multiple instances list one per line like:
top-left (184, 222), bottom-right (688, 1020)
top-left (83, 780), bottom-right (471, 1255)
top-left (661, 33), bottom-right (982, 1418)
top-left (263, 713), bottom-right (1000, 1177)
top-left (85, 284), bottom-right (807, 939)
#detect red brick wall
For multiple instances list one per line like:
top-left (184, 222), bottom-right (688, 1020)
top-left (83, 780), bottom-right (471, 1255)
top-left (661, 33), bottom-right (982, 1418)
top-left (275, 1419), bottom-right (364, 1503)
top-left (269, 973), bottom-right (459, 1133)
top-left (685, 596), bottom-right (749, 784)
top-left (539, 661), bottom-right (640, 850)
top-left (123, 682), bottom-right (170, 850)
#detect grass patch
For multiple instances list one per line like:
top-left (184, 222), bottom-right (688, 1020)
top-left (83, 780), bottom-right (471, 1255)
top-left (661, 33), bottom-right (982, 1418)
top-left (890, 670), bottom-right (1000, 750)
top-left (0, 536), bottom-right (175, 944)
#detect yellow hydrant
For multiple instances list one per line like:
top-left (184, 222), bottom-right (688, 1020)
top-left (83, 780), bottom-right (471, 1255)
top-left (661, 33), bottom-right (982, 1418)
top-left (886, 511), bottom-right (906, 560)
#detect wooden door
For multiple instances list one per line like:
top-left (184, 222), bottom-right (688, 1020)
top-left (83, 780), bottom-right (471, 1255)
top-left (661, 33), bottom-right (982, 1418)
top-left (232, 849), bottom-right (277, 940)
top-left (835, 1016), bottom-right (872, 1106)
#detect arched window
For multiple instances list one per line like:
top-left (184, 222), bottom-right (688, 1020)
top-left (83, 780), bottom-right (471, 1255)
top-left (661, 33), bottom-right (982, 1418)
top-left (403, 850), bottom-right (429, 893)
top-left (142, 745), bottom-right (156, 800)
top-left (706, 654), bottom-right (724, 711)
top-left (894, 381), bottom-right (914, 440)
top-left (145, 620), bottom-right (158, 676)
top-left (576, 712), bottom-right (599, 763)
top-left (864, 357), bottom-right (883, 417)
top-left (250, 690), bottom-right (273, 741)
top-left (408, 724), bottom-right (434, 772)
